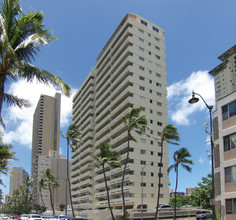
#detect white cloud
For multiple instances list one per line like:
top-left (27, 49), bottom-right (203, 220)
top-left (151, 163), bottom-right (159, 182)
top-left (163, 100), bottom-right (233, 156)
top-left (3, 79), bottom-right (76, 148)
top-left (198, 157), bottom-right (204, 164)
top-left (167, 70), bottom-right (214, 125)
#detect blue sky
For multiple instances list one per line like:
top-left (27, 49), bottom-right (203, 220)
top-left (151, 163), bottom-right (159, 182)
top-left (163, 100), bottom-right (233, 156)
top-left (1, 0), bottom-right (236, 198)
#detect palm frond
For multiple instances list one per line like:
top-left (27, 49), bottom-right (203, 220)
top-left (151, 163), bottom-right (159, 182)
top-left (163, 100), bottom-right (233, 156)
top-left (18, 63), bottom-right (71, 97)
top-left (3, 93), bottom-right (31, 108)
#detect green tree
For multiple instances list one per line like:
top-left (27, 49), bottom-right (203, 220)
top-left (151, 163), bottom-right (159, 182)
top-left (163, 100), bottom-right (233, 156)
top-left (0, 0), bottom-right (71, 127)
top-left (190, 174), bottom-right (212, 209)
top-left (40, 168), bottom-right (59, 216)
top-left (0, 133), bottom-right (15, 185)
top-left (59, 204), bottom-right (66, 211)
top-left (89, 143), bottom-right (121, 220)
top-left (168, 147), bottom-right (193, 220)
top-left (38, 178), bottom-right (46, 209)
top-left (122, 108), bottom-right (148, 219)
top-left (154, 124), bottom-right (180, 220)
top-left (61, 124), bottom-right (82, 217)
top-left (169, 196), bottom-right (192, 207)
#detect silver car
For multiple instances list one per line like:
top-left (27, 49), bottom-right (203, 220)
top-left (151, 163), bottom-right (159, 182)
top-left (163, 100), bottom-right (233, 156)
top-left (196, 210), bottom-right (212, 219)
top-left (28, 215), bottom-right (42, 220)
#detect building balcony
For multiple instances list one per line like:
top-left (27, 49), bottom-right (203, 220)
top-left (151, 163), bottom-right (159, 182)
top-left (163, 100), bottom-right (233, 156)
top-left (110, 132), bottom-right (127, 146)
top-left (96, 133), bottom-right (110, 146)
top-left (110, 186), bottom-right (130, 195)
top-left (110, 175), bottom-right (130, 186)
top-left (94, 191), bottom-right (107, 198)
top-left (94, 181), bottom-right (110, 190)
top-left (94, 171), bottom-right (110, 182)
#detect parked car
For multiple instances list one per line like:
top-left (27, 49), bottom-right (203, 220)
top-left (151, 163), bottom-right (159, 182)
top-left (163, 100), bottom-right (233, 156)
top-left (28, 214), bottom-right (42, 220)
top-left (158, 205), bottom-right (172, 211)
top-left (196, 210), bottom-right (212, 219)
top-left (19, 214), bottom-right (29, 220)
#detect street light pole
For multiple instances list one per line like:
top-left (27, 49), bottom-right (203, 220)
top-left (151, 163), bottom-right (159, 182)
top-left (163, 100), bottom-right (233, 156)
top-left (188, 91), bottom-right (216, 220)
top-left (141, 164), bottom-right (147, 220)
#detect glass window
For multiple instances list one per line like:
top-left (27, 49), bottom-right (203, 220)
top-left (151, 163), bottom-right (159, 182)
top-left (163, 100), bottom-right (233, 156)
top-left (222, 100), bottom-right (236, 120)
top-left (152, 26), bottom-right (159, 32)
top-left (225, 166), bottom-right (236, 183)
top-left (140, 149), bottom-right (146, 154)
top-left (224, 133), bottom-right (236, 151)
top-left (141, 20), bottom-right (147, 26)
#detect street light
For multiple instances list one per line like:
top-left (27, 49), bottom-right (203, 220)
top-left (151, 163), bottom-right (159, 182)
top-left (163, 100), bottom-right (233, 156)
top-left (141, 163), bottom-right (151, 220)
top-left (188, 91), bottom-right (216, 220)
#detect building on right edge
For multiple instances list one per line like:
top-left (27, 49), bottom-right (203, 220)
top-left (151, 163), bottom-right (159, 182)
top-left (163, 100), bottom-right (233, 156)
top-left (210, 45), bottom-right (236, 220)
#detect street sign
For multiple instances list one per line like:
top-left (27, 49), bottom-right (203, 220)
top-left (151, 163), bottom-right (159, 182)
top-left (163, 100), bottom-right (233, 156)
top-left (210, 199), bottom-right (215, 206)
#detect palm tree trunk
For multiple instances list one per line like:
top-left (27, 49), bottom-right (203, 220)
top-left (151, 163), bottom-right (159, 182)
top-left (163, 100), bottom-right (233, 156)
top-left (40, 191), bottom-right (46, 209)
top-left (49, 185), bottom-right (55, 216)
top-left (121, 133), bottom-right (130, 220)
top-left (174, 166), bottom-right (178, 220)
top-left (67, 141), bottom-right (75, 217)
top-left (155, 142), bottom-right (164, 220)
top-left (103, 164), bottom-right (115, 220)
top-left (0, 74), bottom-right (6, 125)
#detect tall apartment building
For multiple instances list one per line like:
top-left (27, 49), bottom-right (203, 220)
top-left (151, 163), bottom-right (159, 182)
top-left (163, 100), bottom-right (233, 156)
top-left (9, 167), bottom-right (28, 196)
top-left (72, 13), bottom-right (169, 210)
top-left (210, 45), bottom-right (236, 220)
top-left (31, 93), bottom-right (69, 210)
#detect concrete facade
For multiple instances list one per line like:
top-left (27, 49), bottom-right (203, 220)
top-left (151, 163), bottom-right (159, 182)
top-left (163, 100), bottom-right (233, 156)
top-left (9, 167), bottom-right (28, 196)
top-left (210, 45), bottom-right (236, 220)
top-left (31, 93), bottom-right (69, 211)
top-left (72, 13), bottom-right (169, 210)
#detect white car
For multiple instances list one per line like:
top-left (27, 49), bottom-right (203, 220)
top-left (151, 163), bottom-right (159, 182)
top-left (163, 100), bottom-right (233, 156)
top-left (28, 214), bottom-right (42, 220)
top-left (19, 214), bottom-right (30, 220)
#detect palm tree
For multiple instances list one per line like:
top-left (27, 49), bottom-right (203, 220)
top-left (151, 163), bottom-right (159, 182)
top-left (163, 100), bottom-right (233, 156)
top-left (38, 178), bottom-right (46, 209)
top-left (41, 168), bottom-right (59, 216)
top-left (154, 124), bottom-right (180, 220)
top-left (61, 124), bottom-right (82, 217)
top-left (0, 133), bottom-right (15, 186)
top-left (122, 108), bottom-right (148, 219)
top-left (89, 143), bottom-right (121, 220)
top-left (0, 0), bottom-right (71, 127)
top-left (168, 147), bottom-right (193, 220)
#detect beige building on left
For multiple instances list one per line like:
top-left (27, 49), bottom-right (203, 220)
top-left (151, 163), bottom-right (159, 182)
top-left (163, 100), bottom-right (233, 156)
top-left (9, 167), bottom-right (28, 196)
top-left (31, 93), bottom-right (69, 211)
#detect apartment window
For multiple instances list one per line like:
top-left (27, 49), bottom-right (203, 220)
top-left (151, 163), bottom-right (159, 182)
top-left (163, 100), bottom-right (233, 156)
top-left (149, 89), bottom-right (152, 94)
top-left (140, 149), bottom-right (146, 154)
top-left (157, 122), bottom-right (162, 126)
top-left (158, 163), bottom-right (163, 167)
top-left (158, 173), bottom-right (163, 177)
top-left (139, 66), bottom-right (145, 71)
top-left (139, 38), bottom-right (144, 42)
top-left (150, 140), bottom-right (153, 145)
top-left (226, 198), bottom-right (236, 214)
top-left (158, 184), bottom-right (163, 187)
top-left (139, 47), bottom-right (144, 52)
top-left (149, 70), bottom-right (152, 74)
top-left (140, 86), bottom-right (145, 91)
top-left (158, 152), bottom-right (162, 156)
top-left (151, 183), bottom-right (154, 187)
top-left (152, 26), bottom-right (159, 32)
top-left (224, 133), bottom-right (236, 151)
top-left (148, 42), bottom-right (151, 46)
top-left (157, 102), bottom-right (162, 106)
top-left (225, 165), bottom-right (236, 183)
top-left (129, 171), bottom-right (134, 175)
top-left (140, 138), bottom-right (146, 143)
top-left (140, 127), bottom-right (146, 132)
top-left (140, 107), bottom-right (145, 111)
top-left (150, 109), bottom-right (153, 113)
top-left (141, 20), bottom-right (147, 26)
top-left (159, 194), bottom-right (163, 198)
top-left (157, 132), bottom-right (161, 136)
top-left (155, 55), bottom-right (160, 60)
top-left (149, 79), bottom-right (152, 84)
top-left (155, 37), bottom-right (160, 42)
top-left (156, 73), bottom-right (161, 78)
top-left (129, 159), bottom-right (134, 163)
top-left (151, 162), bottom-right (154, 166)
top-left (151, 151), bottom-right (154, 155)
top-left (139, 76), bottom-right (145, 80)
top-left (157, 112), bottom-right (162, 116)
top-left (151, 172), bottom-right (154, 176)
top-left (140, 96), bottom-right (145, 100)
top-left (156, 83), bottom-right (161, 87)
top-left (150, 130), bottom-right (153, 135)
top-left (139, 56), bottom-right (144, 61)
top-left (148, 33), bottom-right (151, 37)
top-left (140, 171), bottom-right (146, 176)
top-left (150, 99), bottom-right (153, 103)
top-left (222, 100), bottom-right (236, 120)
top-left (158, 142), bottom-right (162, 146)
top-left (156, 92), bottom-right (161, 97)
top-left (155, 46), bottom-right (160, 50)
top-left (139, 28), bottom-right (144, 33)
top-left (141, 182), bottom-right (146, 187)
top-left (148, 51), bottom-right (151, 55)
top-left (150, 120), bottom-right (153, 124)
top-left (151, 193), bottom-right (154, 198)
top-left (141, 160), bottom-right (146, 165)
